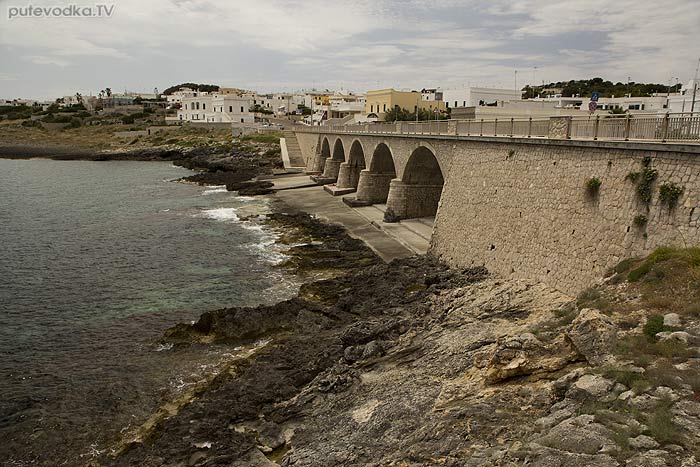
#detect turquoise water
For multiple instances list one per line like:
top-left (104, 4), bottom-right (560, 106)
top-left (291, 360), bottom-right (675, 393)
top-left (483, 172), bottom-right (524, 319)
top-left (0, 160), bottom-right (297, 466)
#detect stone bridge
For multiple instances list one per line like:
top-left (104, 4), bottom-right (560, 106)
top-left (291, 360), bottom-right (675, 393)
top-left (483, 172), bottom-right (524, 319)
top-left (293, 128), bottom-right (700, 294)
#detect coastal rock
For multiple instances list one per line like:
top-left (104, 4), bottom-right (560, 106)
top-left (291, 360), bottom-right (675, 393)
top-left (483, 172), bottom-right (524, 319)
top-left (535, 415), bottom-right (615, 455)
top-left (629, 435), bottom-right (661, 450)
top-left (566, 308), bottom-right (617, 365)
top-left (565, 374), bottom-right (614, 400)
top-left (663, 313), bottom-right (681, 328)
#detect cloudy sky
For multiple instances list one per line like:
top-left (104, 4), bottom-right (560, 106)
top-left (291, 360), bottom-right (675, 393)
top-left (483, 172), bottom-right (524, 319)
top-left (1, 0), bottom-right (699, 99)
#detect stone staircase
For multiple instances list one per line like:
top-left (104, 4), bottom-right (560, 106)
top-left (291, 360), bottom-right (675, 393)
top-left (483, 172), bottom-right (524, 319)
top-left (282, 130), bottom-right (306, 168)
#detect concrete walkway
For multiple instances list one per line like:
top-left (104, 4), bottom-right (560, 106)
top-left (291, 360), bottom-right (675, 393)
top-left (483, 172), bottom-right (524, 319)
top-left (271, 176), bottom-right (432, 262)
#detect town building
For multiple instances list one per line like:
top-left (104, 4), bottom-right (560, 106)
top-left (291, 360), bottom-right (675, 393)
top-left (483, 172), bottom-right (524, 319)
top-left (442, 86), bottom-right (522, 110)
top-left (177, 92), bottom-right (253, 123)
top-left (365, 89), bottom-right (446, 120)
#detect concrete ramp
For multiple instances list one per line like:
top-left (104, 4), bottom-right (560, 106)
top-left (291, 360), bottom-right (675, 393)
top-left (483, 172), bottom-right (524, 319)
top-left (281, 131), bottom-right (306, 170)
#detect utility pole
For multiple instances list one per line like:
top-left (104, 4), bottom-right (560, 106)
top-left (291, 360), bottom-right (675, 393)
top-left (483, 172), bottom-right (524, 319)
top-left (691, 57), bottom-right (700, 115)
top-left (514, 70), bottom-right (518, 98)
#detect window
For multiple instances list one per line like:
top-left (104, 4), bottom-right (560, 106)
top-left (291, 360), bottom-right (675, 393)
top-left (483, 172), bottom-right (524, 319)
top-left (370, 105), bottom-right (373, 112)
top-left (240, 118), bottom-right (244, 123)
top-left (229, 105), bottom-right (232, 112)
top-left (454, 101), bottom-right (458, 107)
top-left (196, 102), bottom-right (199, 110)
top-left (463, 101), bottom-right (466, 107)
top-left (383, 103), bottom-right (386, 112)
top-left (240, 106), bottom-right (244, 112)
top-left (202, 103), bottom-right (206, 110)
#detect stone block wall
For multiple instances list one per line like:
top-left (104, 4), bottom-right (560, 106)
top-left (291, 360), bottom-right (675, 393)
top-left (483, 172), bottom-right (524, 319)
top-left (295, 131), bottom-right (320, 171)
top-left (356, 170), bottom-right (395, 203)
top-left (432, 140), bottom-right (700, 295)
top-left (386, 180), bottom-right (444, 220)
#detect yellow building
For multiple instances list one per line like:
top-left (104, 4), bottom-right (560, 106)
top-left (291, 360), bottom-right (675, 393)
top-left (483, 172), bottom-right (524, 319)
top-left (365, 89), bottom-right (446, 120)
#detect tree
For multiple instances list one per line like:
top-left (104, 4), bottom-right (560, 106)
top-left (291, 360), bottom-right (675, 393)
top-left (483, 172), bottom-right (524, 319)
top-left (384, 106), bottom-right (448, 122)
top-left (162, 83), bottom-right (220, 95)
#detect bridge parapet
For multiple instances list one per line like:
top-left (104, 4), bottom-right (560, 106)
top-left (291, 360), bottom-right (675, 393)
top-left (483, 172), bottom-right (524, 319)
top-left (296, 113), bottom-right (700, 144)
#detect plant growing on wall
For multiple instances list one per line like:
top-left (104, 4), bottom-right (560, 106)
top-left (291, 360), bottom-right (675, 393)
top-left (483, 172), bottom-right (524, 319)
top-left (626, 160), bottom-right (657, 208)
top-left (586, 177), bottom-right (602, 197)
top-left (658, 182), bottom-right (684, 209)
top-left (633, 214), bottom-right (648, 228)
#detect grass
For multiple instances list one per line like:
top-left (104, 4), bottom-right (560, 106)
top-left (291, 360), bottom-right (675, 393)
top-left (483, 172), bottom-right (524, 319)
top-left (614, 248), bottom-right (700, 316)
top-left (646, 397), bottom-right (681, 445)
top-left (576, 287), bottom-right (612, 313)
top-left (642, 314), bottom-right (667, 340)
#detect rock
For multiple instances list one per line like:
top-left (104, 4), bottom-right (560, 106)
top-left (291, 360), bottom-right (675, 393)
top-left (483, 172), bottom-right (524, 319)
top-left (566, 374), bottom-right (615, 400)
top-left (619, 390), bottom-right (635, 401)
top-left (657, 331), bottom-right (691, 345)
top-left (361, 340), bottom-right (384, 359)
top-left (663, 313), bottom-right (681, 328)
top-left (535, 408), bottom-right (575, 430)
top-left (344, 345), bottom-right (365, 363)
top-left (535, 415), bottom-right (615, 455)
top-left (566, 308), bottom-right (617, 365)
top-left (552, 368), bottom-right (585, 396)
top-left (481, 333), bottom-right (574, 383)
top-left (629, 394), bottom-right (660, 411)
top-left (653, 386), bottom-right (680, 402)
top-left (629, 435), bottom-right (660, 450)
top-left (625, 450), bottom-right (669, 467)
top-left (523, 443), bottom-right (618, 467)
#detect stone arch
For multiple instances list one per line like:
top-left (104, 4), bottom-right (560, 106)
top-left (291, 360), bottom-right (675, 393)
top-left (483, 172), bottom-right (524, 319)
top-left (337, 140), bottom-right (366, 189)
top-left (385, 145), bottom-right (444, 220)
top-left (318, 138), bottom-right (345, 181)
top-left (332, 138), bottom-right (345, 161)
top-left (312, 137), bottom-right (331, 173)
top-left (352, 143), bottom-right (397, 204)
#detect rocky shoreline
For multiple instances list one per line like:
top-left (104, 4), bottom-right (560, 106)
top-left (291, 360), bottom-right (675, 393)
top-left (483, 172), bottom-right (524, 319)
top-left (91, 203), bottom-right (700, 466)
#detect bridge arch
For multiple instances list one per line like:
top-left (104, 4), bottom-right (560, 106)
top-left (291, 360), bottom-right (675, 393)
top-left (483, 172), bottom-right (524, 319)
top-left (352, 142), bottom-right (398, 204)
top-left (312, 136), bottom-right (331, 173)
top-left (317, 138), bottom-right (345, 181)
top-left (385, 145), bottom-right (444, 221)
top-left (336, 140), bottom-right (366, 189)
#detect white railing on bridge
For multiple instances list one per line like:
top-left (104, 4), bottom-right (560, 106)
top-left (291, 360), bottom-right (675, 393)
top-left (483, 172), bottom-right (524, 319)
top-left (294, 113), bottom-right (700, 144)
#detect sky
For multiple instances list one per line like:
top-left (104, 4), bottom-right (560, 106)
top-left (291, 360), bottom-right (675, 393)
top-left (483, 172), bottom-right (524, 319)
top-left (0, 0), bottom-right (699, 100)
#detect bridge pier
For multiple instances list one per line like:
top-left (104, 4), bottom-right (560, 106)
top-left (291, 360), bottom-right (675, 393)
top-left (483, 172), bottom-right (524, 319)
top-left (336, 162), bottom-right (363, 190)
top-left (355, 169), bottom-right (394, 204)
top-left (385, 179), bottom-right (443, 222)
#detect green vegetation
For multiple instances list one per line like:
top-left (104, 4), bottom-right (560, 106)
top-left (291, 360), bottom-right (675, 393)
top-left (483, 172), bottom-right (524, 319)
top-left (162, 82), bottom-right (220, 95)
top-left (520, 77), bottom-right (681, 99)
top-left (576, 287), bottom-right (612, 313)
top-left (633, 215), bottom-right (648, 229)
top-left (647, 397), bottom-right (681, 445)
top-left (585, 177), bottom-right (602, 197)
top-left (626, 158), bottom-right (657, 207)
top-left (658, 182), bottom-right (684, 209)
top-left (642, 314), bottom-right (667, 340)
top-left (121, 115), bottom-right (135, 124)
top-left (250, 104), bottom-right (274, 115)
top-left (383, 106), bottom-right (448, 122)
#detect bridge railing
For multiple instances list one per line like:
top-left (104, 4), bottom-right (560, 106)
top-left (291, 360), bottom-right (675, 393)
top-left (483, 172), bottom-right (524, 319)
top-left (296, 113), bottom-right (700, 143)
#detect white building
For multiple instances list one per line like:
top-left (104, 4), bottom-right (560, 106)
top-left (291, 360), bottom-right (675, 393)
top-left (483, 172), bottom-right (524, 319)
top-left (668, 80), bottom-right (700, 114)
top-left (177, 92), bottom-right (253, 123)
top-left (442, 87), bottom-right (521, 109)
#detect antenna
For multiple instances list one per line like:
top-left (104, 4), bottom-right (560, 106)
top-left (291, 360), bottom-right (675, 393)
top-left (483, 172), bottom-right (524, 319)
top-left (691, 57), bottom-right (700, 114)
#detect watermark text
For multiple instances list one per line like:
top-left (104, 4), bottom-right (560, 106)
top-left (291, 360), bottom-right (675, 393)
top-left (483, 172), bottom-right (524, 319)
top-left (8, 4), bottom-right (115, 19)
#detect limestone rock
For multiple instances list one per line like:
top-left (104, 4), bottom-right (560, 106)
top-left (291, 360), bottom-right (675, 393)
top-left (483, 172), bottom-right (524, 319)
top-left (657, 331), bottom-right (691, 345)
top-left (663, 313), bottom-right (681, 328)
top-left (481, 333), bottom-right (574, 383)
top-left (522, 443), bottom-right (618, 467)
top-left (625, 450), bottom-right (669, 467)
top-left (535, 415), bottom-right (615, 455)
top-left (629, 434), bottom-right (660, 450)
top-left (566, 374), bottom-right (615, 400)
top-left (566, 308), bottom-right (617, 365)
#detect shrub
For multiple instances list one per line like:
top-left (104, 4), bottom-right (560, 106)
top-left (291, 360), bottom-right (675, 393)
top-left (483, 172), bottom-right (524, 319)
top-left (586, 177), bottom-right (602, 196)
top-left (633, 215), bottom-right (648, 228)
top-left (658, 182), bottom-right (684, 209)
top-left (642, 314), bottom-right (666, 340)
top-left (121, 115), bottom-right (135, 124)
top-left (646, 398), bottom-right (680, 445)
top-left (63, 118), bottom-right (81, 129)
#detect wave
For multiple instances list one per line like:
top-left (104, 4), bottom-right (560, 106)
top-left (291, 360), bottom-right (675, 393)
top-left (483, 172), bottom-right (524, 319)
top-left (201, 186), bottom-right (228, 196)
top-left (199, 207), bottom-right (239, 222)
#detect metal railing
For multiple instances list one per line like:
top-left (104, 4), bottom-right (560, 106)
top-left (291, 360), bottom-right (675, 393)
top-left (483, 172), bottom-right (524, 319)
top-left (294, 113), bottom-right (700, 143)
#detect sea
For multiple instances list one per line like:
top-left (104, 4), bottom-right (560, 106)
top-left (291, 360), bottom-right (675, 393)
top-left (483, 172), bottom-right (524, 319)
top-left (0, 159), bottom-right (299, 466)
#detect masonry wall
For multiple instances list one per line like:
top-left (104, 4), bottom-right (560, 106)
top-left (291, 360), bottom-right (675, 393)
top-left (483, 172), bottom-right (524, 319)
top-left (295, 131), bottom-right (320, 171)
top-left (432, 140), bottom-right (700, 295)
